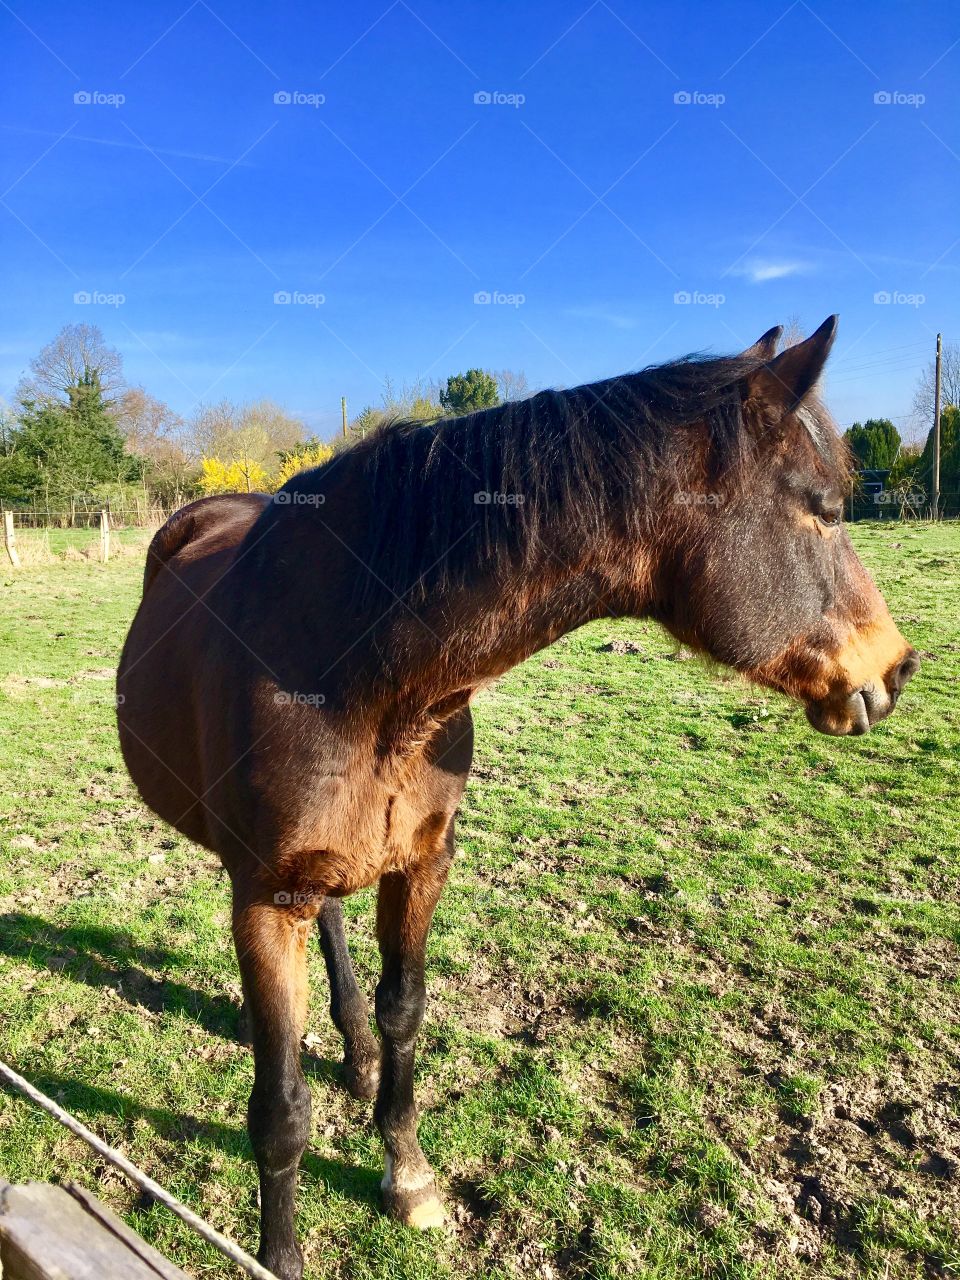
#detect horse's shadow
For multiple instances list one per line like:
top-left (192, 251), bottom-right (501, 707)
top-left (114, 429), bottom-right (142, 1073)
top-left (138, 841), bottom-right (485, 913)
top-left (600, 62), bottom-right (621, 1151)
top-left (0, 912), bottom-right (351, 1090)
top-left (0, 911), bottom-right (243, 1040)
top-left (10, 1070), bottom-right (382, 1210)
top-left (0, 911), bottom-right (381, 1207)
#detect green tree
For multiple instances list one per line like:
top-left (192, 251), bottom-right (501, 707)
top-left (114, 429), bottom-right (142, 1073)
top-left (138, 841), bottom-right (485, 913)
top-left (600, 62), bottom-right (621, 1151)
top-left (843, 419), bottom-right (901, 470)
top-left (0, 369), bottom-right (138, 508)
top-left (439, 368), bottom-right (499, 416)
top-left (919, 404), bottom-right (960, 499)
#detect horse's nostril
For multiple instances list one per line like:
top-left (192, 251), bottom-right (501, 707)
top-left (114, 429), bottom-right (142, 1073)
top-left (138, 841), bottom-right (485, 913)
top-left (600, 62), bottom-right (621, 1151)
top-left (892, 649), bottom-right (921, 693)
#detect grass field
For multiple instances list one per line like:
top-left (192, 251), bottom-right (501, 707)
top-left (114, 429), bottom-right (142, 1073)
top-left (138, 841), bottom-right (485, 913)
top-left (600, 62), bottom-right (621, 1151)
top-left (0, 523), bottom-right (957, 1280)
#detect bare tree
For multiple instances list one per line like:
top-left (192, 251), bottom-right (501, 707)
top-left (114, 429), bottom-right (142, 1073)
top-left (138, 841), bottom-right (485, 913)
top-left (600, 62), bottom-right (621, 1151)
top-left (493, 369), bottom-right (531, 402)
top-left (186, 398), bottom-right (307, 466)
top-left (780, 314), bottom-right (805, 349)
top-left (17, 323), bottom-right (125, 406)
top-left (116, 386), bottom-right (185, 459)
top-left (912, 341), bottom-right (960, 431)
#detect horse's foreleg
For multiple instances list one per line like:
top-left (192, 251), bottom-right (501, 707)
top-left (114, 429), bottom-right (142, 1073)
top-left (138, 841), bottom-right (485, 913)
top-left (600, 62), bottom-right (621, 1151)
top-left (316, 896), bottom-right (380, 1100)
top-left (232, 896), bottom-right (314, 1280)
top-left (374, 820), bottom-right (452, 1229)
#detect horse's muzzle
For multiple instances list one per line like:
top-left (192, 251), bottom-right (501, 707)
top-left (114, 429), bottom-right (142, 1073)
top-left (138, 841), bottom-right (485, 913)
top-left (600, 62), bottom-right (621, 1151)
top-left (805, 648), bottom-right (920, 736)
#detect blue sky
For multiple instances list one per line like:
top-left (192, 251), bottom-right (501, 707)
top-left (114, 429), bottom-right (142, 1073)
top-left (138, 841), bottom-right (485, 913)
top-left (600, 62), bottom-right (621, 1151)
top-left (1, 0), bottom-right (958, 440)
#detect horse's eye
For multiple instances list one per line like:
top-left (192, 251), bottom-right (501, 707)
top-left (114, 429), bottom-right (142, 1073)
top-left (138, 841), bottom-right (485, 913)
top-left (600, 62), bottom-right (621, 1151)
top-left (815, 505), bottom-right (842, 527)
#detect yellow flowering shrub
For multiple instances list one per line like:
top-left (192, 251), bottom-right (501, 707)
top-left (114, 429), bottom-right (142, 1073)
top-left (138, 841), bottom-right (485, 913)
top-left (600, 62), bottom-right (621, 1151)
top-left (271, 443), bottom-right (334, 490)
top-left (198, 456), bottom-right (269, 495)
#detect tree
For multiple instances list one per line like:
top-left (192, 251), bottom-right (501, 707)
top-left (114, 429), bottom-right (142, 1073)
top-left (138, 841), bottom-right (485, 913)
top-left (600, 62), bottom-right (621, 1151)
top-left (186, 399), bottom-right (306, 467)
top-left (17, 323), bottom-right (125, 407)
top-left (116, 386), bottom-right (184, 458)
top-left (912, 341), bottom-right (960, 432)
top-left (843, 419), bottom-right (901, 470)
top-left (439, 369), bottom-right (499, 416)
top-left (919, 404), bottom-right (960, 499)
top-left (0, 374), bottom-right (138, 508)
top-left (888, 443), bottom-right (924, 491)
top-left (493, 369), bottom-right (530, 403)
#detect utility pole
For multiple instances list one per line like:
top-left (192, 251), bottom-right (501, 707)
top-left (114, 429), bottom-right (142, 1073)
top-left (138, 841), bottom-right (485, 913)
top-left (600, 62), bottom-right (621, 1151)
top-left (932, 333), bottom-right (942, 519)
top-left (341, 396), bottom-right (347, 438)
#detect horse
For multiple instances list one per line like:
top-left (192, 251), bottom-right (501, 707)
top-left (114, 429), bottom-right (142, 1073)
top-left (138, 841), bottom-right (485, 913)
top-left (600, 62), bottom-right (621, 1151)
top-left (117, 316), bottom-right (919, 1278)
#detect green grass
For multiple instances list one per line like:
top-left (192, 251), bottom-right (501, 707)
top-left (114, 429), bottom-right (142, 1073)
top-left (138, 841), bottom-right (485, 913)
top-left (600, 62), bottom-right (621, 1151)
top-left (0, 522), bottom-right (958, 1279)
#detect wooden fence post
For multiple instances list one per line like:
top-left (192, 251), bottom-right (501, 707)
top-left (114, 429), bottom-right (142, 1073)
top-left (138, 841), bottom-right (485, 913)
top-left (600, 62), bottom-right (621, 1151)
top-left (3, 512), bottom-right (19, 569)
top-left (99, 509), bottom-right (110, 563)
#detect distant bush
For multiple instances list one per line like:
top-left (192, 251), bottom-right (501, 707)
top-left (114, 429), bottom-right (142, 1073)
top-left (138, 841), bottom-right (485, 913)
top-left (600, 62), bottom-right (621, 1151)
top-left (198, 456), bottom-right (269, 495)
top-left (272, 443), bottom-right (334, 489)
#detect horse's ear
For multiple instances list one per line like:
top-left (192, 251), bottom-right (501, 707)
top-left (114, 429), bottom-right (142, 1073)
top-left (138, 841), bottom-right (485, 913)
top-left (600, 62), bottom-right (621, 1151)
top-left (742, 315), bottom-right (838, 423)
top-left (742, 325), bottom-right (783, 361)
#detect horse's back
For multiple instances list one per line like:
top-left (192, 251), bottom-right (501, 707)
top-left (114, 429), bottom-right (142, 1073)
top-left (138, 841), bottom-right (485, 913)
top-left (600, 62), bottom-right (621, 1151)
top-left (143, 493), bottom-right (269, 592)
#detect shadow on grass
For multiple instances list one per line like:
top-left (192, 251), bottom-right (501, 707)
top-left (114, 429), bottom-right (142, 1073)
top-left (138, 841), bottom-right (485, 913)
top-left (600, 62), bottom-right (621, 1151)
top-left (0, 911), bottom-right (241, 1040)
top-left (2, 1070), bottom-right (382, 1210)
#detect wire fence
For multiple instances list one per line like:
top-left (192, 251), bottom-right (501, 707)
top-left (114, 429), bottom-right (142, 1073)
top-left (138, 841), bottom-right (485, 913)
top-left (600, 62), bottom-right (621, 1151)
top-left (2, 501), bottom-right (172, 530)
top-left (848, 491), bottom-right (960, 521)
top-left (2, 491), bottom-right (958, 573)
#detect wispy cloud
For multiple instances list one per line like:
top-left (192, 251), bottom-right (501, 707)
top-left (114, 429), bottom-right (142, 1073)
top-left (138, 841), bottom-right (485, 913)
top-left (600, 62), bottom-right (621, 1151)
top-left (561, 304), bottom-right (637, 329)
top-left (735, 260), bottom-right (808, 283)
top-left (0, 125), bottom-right (253, 168)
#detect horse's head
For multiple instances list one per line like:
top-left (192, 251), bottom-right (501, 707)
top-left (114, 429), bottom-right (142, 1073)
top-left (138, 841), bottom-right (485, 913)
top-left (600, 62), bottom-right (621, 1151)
top-left (654, 316), bottom-right (919, 735)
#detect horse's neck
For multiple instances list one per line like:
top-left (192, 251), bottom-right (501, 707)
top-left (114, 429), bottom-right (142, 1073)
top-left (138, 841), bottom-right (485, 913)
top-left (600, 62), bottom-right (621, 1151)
top-left (391, 537), bottom-right (648, 709)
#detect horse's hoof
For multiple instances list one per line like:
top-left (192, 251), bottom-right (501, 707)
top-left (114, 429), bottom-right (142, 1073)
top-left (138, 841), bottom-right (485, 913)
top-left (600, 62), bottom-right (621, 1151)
top-left (400, 1194), bottom-right (447, 1230)
top-left (343, 1055), bottom-right (380, 1101)
top-left (383, 1180), bottom-right (447, 1230)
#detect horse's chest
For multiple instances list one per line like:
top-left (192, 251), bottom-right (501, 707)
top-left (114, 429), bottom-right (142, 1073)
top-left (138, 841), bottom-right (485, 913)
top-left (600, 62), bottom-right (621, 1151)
top-left (285, 761), bottom-right (455, 897)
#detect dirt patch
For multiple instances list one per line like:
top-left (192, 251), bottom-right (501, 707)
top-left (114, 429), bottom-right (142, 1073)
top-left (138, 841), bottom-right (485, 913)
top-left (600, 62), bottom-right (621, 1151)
top-left (719, 1053), bottom-right (960, 1269)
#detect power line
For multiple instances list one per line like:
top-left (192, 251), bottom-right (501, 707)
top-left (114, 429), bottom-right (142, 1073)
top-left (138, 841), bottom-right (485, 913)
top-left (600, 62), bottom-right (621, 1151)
top-left (831, 339), bottom-right (929, 368)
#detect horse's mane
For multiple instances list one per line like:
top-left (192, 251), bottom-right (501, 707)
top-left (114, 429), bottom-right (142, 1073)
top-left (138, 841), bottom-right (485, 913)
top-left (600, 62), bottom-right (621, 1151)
top-left (302, 354), bottom-right (839, 608)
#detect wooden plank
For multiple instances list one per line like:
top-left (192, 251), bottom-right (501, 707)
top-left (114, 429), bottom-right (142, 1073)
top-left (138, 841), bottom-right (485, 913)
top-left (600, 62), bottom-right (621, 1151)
top-left (0, 1180), bottom-right (189, 1280)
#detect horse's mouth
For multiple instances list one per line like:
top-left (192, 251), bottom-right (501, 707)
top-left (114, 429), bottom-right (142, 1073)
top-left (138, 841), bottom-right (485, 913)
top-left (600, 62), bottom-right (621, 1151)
top-left (804, 683), bottom-right (891, 736)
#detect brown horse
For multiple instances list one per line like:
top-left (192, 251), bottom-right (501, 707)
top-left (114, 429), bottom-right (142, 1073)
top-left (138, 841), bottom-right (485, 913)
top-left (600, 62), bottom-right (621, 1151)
top-left (117, 316), bottom-right (918, 1278)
